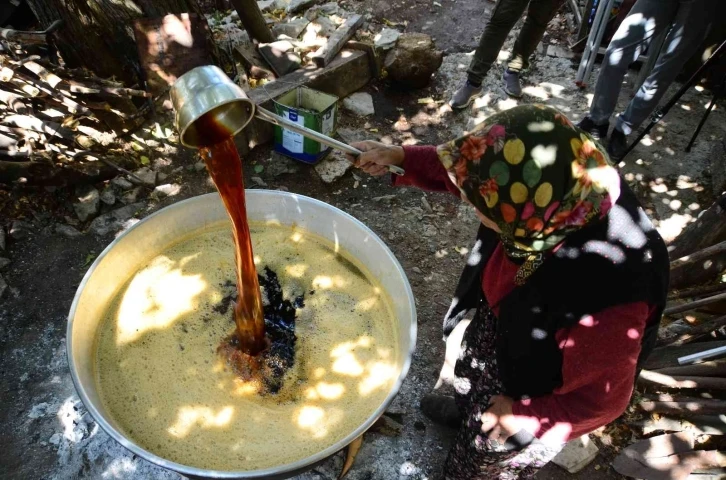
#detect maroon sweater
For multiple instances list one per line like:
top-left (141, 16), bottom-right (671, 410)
top-left (395, 146), bottom-right (648, 444)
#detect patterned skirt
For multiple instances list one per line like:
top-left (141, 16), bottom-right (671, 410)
top-left (443, 302), bottom-right (564, 480)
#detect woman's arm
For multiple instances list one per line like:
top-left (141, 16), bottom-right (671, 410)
top-left (510, 302), bottom-right (649, 444)
top-left (351, 142), bottom-right (460, 196)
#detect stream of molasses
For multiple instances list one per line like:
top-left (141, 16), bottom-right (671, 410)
top-left (197, 114), bottom-right (267, 356)
top-left (195, 112), bottom-right (299, 393)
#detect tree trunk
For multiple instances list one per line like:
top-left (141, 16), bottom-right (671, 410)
top-left (229, 0), bottom-right (274, 43)
top-left (24, 0), bottom-right (219, 86)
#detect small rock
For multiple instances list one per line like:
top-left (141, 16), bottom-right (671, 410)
top-left (422, 224), bottom-right (437, 237)
top-left (287, 0), bottom-right (319, 13)
top-left (132, 167), bottom-right (157, 186)
top-left (100, 186), bottom-right (116, 206)
top-left (384, 33), bottom-right (443, 88)
top-left (273, 17), bottom-right (311, 39)
top-left (157, 172), bottom-right (169, 183)
top-left (153, 183), bottom-right (181, 197)
top-left (421, 196), bottom-right (433, 212)
top-left (121, 187), bottom-right (143, 205)
top-left (314, 150), bottom-right (351, 183)
top-left (9, 220), bottom-right (33, 240)
top-left (0, 227), bottom-right (5, 250)
top-left (89, 203), bottom-right (144, 237)
top-left (250, 176), bottom-right (268, 187)
top-left (337, 127), bottom-right (368, 144)
top-left (55, 224), bottom-right (83, 238)
top-left (342, 92), bottom-right (375, 116)
top-left (546, 44), bottom-right (575, 59)
top-left (258, 0), bottom-right (275, 11)
top-left (0, 273), bottom-right (7, 299)
top-left (111, 177), bottom-right (133, 190)
top-left (374, 28), bottom-right (400, 50)
top-left (411, 267), bottom-right (422, 274)
top-left (194, 161), bottom-right (207, 172)
top-left (49, 433), bottom-right (61, 445)
top-left (268, 152), bottom-right (300, 178)
top-left (73, 185), bottom-right (101, 222)
top-left (399, 461), bottom-right (421, 476)
top-left (0, 257), bottom-right (9, 270)
top-left (552, 435), bottom-right (599, 474)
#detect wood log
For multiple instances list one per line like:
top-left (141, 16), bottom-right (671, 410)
top-left (638, 370), bottom-right (726, 390)
top-left (658, 315), bottom-right (726, 347)
top-left (0, 89), bottom-right (29, 114)
top-left (669, 193), bottom-right (726, 289)
top-left (644, 341), bottom-right (726, 370)
top-left (638, 398), bottom-right (726, 415)
top-left (20, 60), bottom-right (63, 89)
top-left (654, 361), bottom-right (726, 377)
top-left (311, 15), bottom-right (364, 68)
top-left (637, 415), bottom-right (726, 436)
top-left (0, 27), bottom-right (50, 45)
top-left (0, 155), bottom-right (137, 186)
top-left (1, 114), bottom-right (75, 141)
top-left (670, 283), bottom-right (726, 301)
top-left (671, 241), bottom-right (726, 270)
top-left (665, 293), bottom-right (726, 316)
top-left (230, 0), bottom-right (274, 43)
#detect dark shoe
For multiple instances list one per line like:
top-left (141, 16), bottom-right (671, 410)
top-left (420, 393), bottom-right (463, 428)
top-left (502, 69), bottom-right (523, 98)
top-left (449, 82), bottom-right (483, 110)
top-left (607, 128), bottom-right (628, 160)
top-left (576, 116), bottom-right (609, 141)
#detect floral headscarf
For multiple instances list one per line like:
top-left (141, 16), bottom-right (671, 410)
top-left (437, 104), bottom-right (620, 285)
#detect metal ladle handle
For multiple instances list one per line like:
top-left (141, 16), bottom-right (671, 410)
top-left (254, 106), bottom-right (405, 176)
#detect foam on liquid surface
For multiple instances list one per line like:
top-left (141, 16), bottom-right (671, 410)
top-left (95, 223), bottom-right (399, 471)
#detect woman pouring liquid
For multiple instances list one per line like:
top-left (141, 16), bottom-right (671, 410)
top-left (349, 105), bottom-right (669, 479)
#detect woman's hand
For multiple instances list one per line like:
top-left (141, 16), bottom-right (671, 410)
top-left (347, 141), bottom-right (404, 176)
top-left (480, 395), bottom-right (524, 444)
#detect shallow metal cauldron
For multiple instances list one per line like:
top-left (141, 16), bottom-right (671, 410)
top-left (67, 191), bottom-right (417, 479)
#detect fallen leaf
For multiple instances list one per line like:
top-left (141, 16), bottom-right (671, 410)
top-left (369, 128), bottom-right (379, 133)
top-left (140, 155), bottom-right (150, 165)
top-left (130, 141), bottom-right (145, 152)
top-left (433, 1), bottom-right (442, 6)
top-left (254, 164), bottom-right (264, 174)
top-left (82, 252), bottom-right (97, 267)
top-left (339, 435), bottom-right (363, 479)
top-left (418, 97), bottom-right (435, 104)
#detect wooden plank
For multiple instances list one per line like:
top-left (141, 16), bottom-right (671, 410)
top-left (638, 397), bottom-right (726, 415)
top-left (654, 361), bottom-right (726, 377)
top-left (311, 14), bottom-right (364, 68)
top-left (244, 49), bottom-right (371, 148)
top-left (234, 44), bottom-right (275, 80)
top-left (665, 293), bottom-right (726, 316)
top-left (659, 315), bottom-right (726, 347)
top-left (638, 370), bottom-right (726, 390)
top-left (637, 415), bottom-right (726, 436)
top-left (644, 341), bottom-right (726, 370)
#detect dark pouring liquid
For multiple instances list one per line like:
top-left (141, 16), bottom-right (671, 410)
top-left (196, 113), bottom-right (266, 356)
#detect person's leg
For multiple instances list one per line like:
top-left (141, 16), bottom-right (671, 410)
top-left (587, 0), bottom-right (679, 125)
top-left (503, 0), bottom-right (565, 97)
top-left (616, 0), bottom-right (716, 135)
top-left (467, 0), bottom-right (531, 85)
top-left (507, 0), bottom-right (565, 73)
top-left (452, 0), bottom-right (530, 108)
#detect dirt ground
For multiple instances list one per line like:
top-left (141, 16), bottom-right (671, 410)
top-left (1, 1), bottom-right (724, 479)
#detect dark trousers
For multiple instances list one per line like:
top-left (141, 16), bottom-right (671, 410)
top-left (467, 0), bottom-right (565, 84)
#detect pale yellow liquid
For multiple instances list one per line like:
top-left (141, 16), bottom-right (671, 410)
top-left (95, 223), bottom-right (399, 471)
